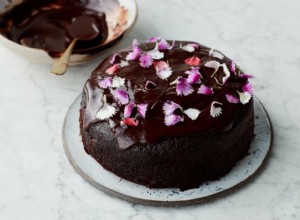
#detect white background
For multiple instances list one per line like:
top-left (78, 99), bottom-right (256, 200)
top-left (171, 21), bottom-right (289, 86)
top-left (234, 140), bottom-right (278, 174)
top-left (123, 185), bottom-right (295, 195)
top-left (0, 0), bottom-right (299, 219)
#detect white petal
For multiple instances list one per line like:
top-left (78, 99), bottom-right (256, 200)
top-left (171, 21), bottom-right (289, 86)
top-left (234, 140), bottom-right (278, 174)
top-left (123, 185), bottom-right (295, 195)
top-left (184, 108), bottom-right (201, 120)
top-left (119, 60), bottom-right (129, 68)
top-left (112, 76), bottom-right (125, 88)
top-left (211, 51), bottom-right (224, 60)
top-left (210, 101), bottom-right (223, 118)
top-left (221, 63), bottom-right (231, 84)
top-left (147, 43), bottom-right (164, 60)
top-left (157, 69), bottom-right (172, 80)
top-left (238, 92), bottom-right (252, 104)
top-left (148, 50), bottom-right (164, 60)
top-left (204, 60), bottom-right (221, 72)
top-left (181, 45), bottom-right (195, 52)
top-left (96, 104), bottom-right (116, 120)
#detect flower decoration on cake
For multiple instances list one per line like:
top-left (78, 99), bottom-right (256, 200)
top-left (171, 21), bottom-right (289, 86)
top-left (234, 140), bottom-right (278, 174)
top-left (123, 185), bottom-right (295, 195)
top-left (93, 37), bottom-right (254, 128)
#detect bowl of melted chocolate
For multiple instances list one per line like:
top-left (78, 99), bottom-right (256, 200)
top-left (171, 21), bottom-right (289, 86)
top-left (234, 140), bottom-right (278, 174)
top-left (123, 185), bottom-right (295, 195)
top-left (0, 0), bottom-right (137, 64)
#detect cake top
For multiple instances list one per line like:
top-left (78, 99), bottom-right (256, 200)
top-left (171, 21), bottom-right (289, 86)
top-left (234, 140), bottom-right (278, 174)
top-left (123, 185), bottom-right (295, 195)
top-left (82, 37), bottom-right (254, 149)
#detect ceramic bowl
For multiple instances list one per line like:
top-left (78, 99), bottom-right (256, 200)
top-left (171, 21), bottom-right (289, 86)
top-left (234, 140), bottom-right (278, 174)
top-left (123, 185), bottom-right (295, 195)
top-left (0, 0), bottom-right (137, 65)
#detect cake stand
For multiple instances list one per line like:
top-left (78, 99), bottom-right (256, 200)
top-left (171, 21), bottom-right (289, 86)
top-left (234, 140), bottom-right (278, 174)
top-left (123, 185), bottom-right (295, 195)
top-left (62, 95), bottom-right (273, 207)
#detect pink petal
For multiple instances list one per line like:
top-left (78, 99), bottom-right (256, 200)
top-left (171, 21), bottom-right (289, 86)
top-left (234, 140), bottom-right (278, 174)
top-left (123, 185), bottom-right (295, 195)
top-left (185, 56), bottom-right (201, 66)
top-left (164, 114), bottom-right (184, 126)
top-left (106, 64), bottom-right (120, 75)
top-left (126, 46), bottom-right (142, 61)
top-left (242, 83), bottom-right (254, 94)
top-left (230, 61), bottom-right (236, 74)
top-left (132, 39), bottom-right (139, 48)
top-left (163, 101), bottom-right (182, 115)
top-left (110, 54), bottom-right (121, 64)
top-left (176, 78), bottom-right (194, 96)
top-left (239, 74), bottom-right (254, 79)
top-left (98, 77), bottom-right (113, 89)
top-left (158, 39), bottom-right (171, 50)
top-left (226, 94), bottom-right (240, 104)
top-left (137, 104), bottom-right (148, 118)
top-left (154, 61), bottom-right (172, 80)
top-left (112, 89), bottom-right (129, 105)
top-left (139, 54), bottom-right (153, 68)
top-left (198, 84), bottom-right (214, 95)
top-left (124, 102), bottom-right (136, 118)
top-left (147, 36), bottom-right (161, 43)
top-left (121, 118), bottom-right (139, 126)
top-left (145, 80), bottom-right (157, 89)
top-left (187, 73), bottom-right (201, 84)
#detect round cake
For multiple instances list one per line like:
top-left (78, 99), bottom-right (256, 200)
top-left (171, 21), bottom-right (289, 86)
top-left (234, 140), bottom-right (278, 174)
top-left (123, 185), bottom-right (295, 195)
top-left (80, 37), bottom-right (254, 190)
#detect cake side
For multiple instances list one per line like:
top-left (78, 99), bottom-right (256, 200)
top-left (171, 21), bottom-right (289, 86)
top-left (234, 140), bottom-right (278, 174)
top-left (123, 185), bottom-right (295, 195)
top-left (79, 38), bottom-right (255, 189)
top-left (80, 94), bottom-right (254, 190)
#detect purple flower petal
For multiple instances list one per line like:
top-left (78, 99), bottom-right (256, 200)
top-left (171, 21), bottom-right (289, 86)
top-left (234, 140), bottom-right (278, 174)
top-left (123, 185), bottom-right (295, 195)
top-left (110, 54), bottom-right (121, 64)
top-left (163, 101), bottom-right (182, 115)
top-left (176, 78), bottom-right (194, 96)
top-left (226, 94), bottom-right (240, 104)
top-left (112, 89), bottom-right (129, 105)
top-left (98, 77), bottom-right (113, 89)
top-left (139, 54), bottom-right (153, 68)
top-left (147, 36), bottom-right (161, 43)
top-left (154, 61), bottom-right (173, 80)
top-left (145, 80), bottom-right (157, 89)
top-left (158, 39), bottom-right (171, 50)
top-left (126, 46), bottom-right (142, 61)
top-left (164, 114), bottom-right (184, 126)
top-left (239, 74), bottom-right (254, 79)
top-left (187, 73), bottom-right (201, 84)
top-left (137, 104), bottom-right (148, 118)
top-left (124, 102), bottom-right (136, 118)
top-left (185, 67), bottom-right (203, 79)
top-left (198, 84), bottom-right (214, 95)
top-left (242, 83), bottom-right (254, 94)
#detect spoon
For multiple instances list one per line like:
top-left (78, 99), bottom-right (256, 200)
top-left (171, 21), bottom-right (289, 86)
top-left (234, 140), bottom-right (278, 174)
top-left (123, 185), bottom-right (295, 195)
top-left (50, 15), bottom-right (101, 75)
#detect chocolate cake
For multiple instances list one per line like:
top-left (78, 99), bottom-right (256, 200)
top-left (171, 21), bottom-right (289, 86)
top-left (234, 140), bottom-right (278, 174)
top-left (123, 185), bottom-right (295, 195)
top-left (80, 38), bottom-right (255, 190)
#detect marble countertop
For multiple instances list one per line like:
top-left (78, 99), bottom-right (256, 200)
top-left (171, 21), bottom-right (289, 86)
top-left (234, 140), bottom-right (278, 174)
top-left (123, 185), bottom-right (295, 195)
top-left (0, 0), bottom-right (299, 219)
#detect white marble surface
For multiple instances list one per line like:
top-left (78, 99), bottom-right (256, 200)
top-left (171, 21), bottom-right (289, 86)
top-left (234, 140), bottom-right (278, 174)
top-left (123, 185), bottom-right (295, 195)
top-left (0, 0), bottom-right (299, 219)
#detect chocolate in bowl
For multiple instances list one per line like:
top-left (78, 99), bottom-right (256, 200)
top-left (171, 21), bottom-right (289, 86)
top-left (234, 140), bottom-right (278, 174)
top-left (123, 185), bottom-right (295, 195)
top-left (0, 0), bottom-right (137, 64)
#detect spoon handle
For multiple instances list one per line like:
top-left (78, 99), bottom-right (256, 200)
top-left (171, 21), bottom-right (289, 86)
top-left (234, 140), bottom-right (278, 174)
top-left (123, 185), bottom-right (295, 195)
top-left (50, 39), bottom-right (77, 75)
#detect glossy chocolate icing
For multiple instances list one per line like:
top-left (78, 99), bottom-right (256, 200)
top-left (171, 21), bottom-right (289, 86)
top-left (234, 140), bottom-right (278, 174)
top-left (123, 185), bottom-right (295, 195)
top-left (0, 0), bottom-right (117, 57)
top-left (81, 41), bottom-right (250, 149)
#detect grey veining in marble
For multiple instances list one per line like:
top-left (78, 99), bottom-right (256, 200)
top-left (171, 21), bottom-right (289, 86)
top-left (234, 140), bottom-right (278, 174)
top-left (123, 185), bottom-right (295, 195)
top-left (0, 0), bottom-right (300, 219)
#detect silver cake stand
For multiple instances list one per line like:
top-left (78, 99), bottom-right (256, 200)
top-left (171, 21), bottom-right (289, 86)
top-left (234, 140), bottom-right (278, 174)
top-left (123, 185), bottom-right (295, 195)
top-left (62, 95), bottom-right (273, 207)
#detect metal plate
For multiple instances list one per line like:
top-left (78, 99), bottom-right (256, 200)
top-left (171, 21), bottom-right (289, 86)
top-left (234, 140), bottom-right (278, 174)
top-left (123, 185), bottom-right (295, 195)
top-left (62, 95), bottom-right (273, 207)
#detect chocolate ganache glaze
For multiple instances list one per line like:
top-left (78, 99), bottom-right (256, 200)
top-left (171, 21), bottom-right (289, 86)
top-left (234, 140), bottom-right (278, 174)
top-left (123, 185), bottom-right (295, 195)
top-left (81, 39), bottom-right (254, 149)
top-left (0, 0), bottom-right (123, 57)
